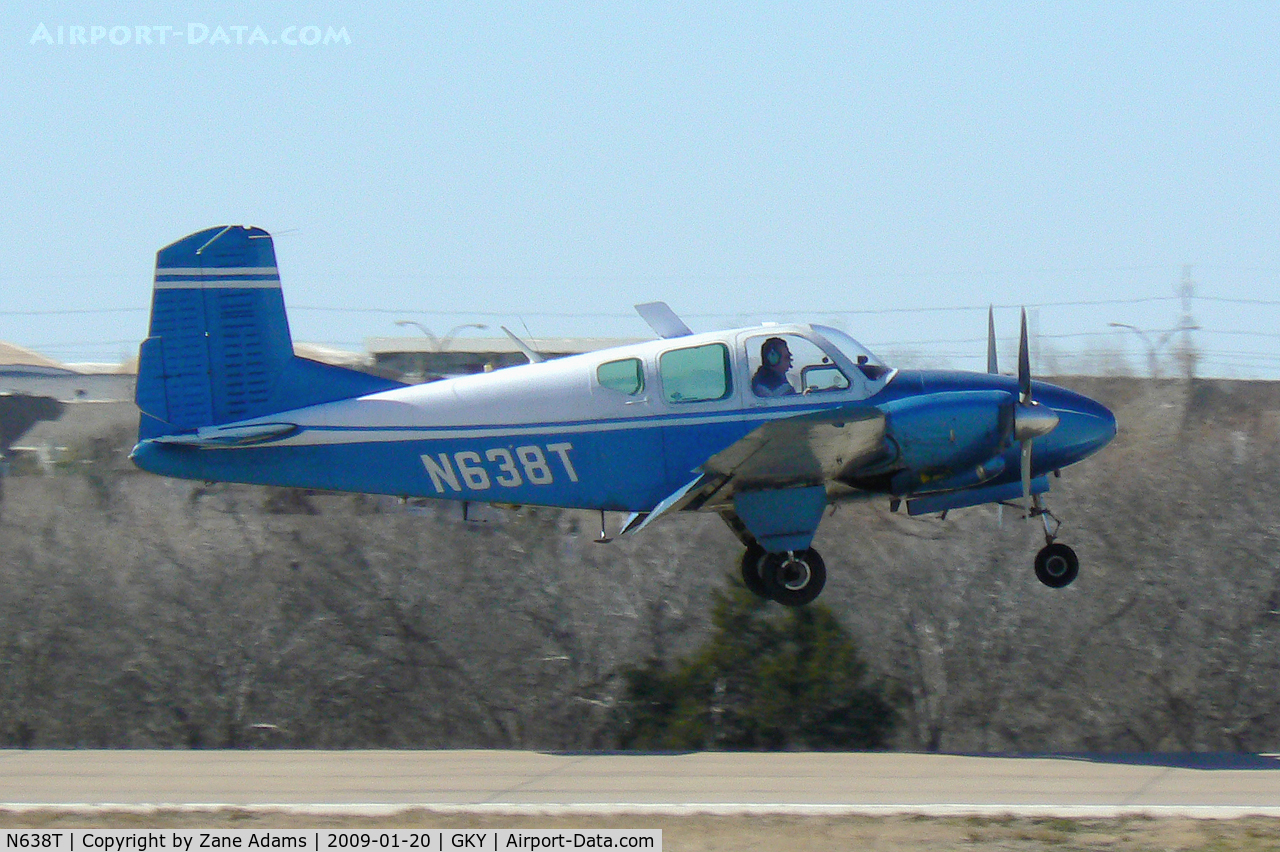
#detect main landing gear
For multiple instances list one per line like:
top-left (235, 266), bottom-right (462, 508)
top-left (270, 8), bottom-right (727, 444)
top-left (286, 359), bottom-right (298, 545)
top-left (740, 544), bottom-right (827, 607)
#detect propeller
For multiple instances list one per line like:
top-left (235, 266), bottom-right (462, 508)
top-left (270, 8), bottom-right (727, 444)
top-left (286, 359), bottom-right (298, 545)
top-left (1010, 308), bottom-right (1059, 509)
top-left (988, 306), bottom-right (1001, 525)
top-left (987, 306), bottom-right (999, 375)
top-left (988, 308), bottom-right (1060, 514)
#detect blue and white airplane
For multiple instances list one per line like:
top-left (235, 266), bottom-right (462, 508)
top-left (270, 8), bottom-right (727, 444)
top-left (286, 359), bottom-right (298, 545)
top-left (131, 226), bottom-right (1117, 606)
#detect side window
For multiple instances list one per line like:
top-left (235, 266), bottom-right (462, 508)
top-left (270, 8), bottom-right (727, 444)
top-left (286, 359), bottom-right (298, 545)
top-left (597, 357), bottom-right (644, 395)
top-left (746, 333), bottom-right (850, 398)
top-left (660, 343), bottom-right (732, 403)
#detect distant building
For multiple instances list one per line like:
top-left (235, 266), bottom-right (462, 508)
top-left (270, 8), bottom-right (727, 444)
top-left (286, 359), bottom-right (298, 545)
top-left (0, 341), bottom-right (134, 402)
top-left (0, 334), bottom-right (649, 401)
top-left (365, 335), bottom-right (647, 383)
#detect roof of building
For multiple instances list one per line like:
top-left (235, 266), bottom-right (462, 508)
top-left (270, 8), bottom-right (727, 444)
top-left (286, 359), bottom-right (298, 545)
top-left (293, 342), bottom-right (373, 368)
top-left (364, 336), bottom-right (647, 356)
top-left (0, 341), bottom-right (70, 372)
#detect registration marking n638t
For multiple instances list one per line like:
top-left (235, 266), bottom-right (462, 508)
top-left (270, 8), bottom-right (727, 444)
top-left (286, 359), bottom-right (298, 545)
top-left (421, 442), bottom-right (577, 493)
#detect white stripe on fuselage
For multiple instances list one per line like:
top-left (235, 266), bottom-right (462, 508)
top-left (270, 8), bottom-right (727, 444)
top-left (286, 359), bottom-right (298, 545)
top-left (205, 404), bottom-right (835, 448)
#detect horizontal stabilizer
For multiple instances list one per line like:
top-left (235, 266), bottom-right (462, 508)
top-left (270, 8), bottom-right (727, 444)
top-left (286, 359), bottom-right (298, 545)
top-left (150, 421), bottom-right (298, 447)
top-left (0, 393), bottom-right (63, 451)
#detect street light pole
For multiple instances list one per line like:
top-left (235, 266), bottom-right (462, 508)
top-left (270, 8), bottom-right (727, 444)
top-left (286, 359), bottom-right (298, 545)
top-left (438, 323), bottom-right (489, 351)
top-left (1107, 322), bottom-right (1196, 380)
top-left (393, 320), bottom-right (490, 383)
top-left (393, 320), bottom-right (440, 350)
top-left (393, 321), bottom-right (489, 352)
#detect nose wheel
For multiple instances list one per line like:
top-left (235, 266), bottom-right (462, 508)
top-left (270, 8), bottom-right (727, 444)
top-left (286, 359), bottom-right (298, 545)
top-left (1035, 542), bottom-right (1079, 588)
top-left (1029, 495), bottom-right (1079, 588)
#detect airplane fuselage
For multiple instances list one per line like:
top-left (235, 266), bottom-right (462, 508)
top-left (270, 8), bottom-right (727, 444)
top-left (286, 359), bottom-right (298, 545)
top-left (132, 326), bottom-right (1114, 515)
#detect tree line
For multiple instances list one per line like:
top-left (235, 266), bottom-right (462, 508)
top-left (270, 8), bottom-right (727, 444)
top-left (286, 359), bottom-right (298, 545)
top-left (1, 376), bottom-right (1278, 751)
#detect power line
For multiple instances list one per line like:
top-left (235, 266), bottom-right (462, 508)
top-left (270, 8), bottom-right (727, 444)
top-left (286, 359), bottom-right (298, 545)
top-left (288, 295), bottom-right (1183, 318)
top-left (1199, 329), bottom-right (1280, 340)
top-left (1197, 296), bottom-right (1280, 306)
top-left (0, 307), bottom-right (145, 316)
top-left (29, 294), bottom-right (1280, 319)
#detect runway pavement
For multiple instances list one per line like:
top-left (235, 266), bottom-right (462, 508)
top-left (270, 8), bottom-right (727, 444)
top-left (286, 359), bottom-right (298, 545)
top-left (3, 750), bottom-right (1280, 818)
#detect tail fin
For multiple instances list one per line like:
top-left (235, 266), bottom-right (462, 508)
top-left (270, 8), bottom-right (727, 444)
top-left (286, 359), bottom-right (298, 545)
top-left (136, 226), bottom-right (402, 440)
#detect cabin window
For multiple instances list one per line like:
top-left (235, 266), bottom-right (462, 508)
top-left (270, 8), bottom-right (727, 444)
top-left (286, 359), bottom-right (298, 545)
top-left (660, 343), bottom-right (732, 403)
top-left (597, 357), bottom-right (644, 395)
top-left (746, 332), bottom-right (850, 398)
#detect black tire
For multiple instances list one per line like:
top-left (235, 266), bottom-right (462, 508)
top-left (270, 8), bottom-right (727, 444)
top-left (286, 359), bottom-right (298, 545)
top-left (761, 548), bottom-right (827, 606)
top-left (739, 544), bottom-right (769, 598)
top-left (1035, 542), bottom-right (1079, 588)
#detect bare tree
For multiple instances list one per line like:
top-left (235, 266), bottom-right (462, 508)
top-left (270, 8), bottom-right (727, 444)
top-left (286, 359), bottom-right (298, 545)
top-left (3, 378), bottom-right (1280, 752)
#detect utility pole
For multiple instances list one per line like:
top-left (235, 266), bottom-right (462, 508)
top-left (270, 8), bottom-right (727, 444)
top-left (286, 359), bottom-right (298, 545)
top-left (1176, 264), bottom-right (1198, 381)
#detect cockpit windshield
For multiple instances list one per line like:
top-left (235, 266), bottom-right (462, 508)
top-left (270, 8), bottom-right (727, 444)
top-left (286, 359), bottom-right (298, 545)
top-left (811, 325), bottom-right (892, 380)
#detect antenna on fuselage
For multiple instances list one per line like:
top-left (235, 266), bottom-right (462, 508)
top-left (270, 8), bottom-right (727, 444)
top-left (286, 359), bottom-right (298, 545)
top-left (501, 326), bottom-right (545, 364)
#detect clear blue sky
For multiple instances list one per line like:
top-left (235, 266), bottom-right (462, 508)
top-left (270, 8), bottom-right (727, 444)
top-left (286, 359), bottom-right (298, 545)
top-left (4, 2), bottom-right (1280, 377)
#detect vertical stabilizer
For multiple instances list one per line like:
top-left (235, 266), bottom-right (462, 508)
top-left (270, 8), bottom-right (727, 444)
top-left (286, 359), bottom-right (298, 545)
top-left (136, 226), bottom-right (401, 440)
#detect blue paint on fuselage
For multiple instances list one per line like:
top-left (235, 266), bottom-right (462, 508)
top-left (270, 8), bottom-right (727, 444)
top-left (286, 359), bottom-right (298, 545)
top-left (131, 366), bottom-right (1115, 514)
top-left (133, 418), bottom-right (757, 513)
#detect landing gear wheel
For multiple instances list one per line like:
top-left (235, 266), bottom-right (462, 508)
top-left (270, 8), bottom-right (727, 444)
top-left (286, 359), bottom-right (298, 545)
top-left (761, 549), bottom-right (827, 607)
top-left (1035, 542), bottom-right (1079, 588)
top-left (739, 544), bottom-right (769, 598)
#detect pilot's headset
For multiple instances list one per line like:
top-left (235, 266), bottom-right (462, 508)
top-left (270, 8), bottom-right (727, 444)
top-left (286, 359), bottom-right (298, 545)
top-left (762, 337), bottom-right (788, 367)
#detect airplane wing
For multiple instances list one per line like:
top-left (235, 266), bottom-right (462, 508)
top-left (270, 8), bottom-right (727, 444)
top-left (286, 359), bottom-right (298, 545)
top-left (150, 421), bottom-right (298, 447)
top-left (626, 404), bottom-right (888, 536)
top-left (702, 405), bottom-right (887, 493)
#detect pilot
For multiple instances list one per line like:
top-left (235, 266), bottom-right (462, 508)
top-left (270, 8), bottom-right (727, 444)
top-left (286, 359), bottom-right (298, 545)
top-left (752, 337), bottom-right (796, 397)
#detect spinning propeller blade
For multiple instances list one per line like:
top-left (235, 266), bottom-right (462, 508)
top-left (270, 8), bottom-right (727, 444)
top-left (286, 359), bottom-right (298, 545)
top-left (1018, 307), bottom-right (1031, 404)
top-left (1010, 307), bottom-right (1058, 509)
top-left (987, 306), bottom-right (999, 375)
top-left (1018, 308), bottom-right (1034, 505)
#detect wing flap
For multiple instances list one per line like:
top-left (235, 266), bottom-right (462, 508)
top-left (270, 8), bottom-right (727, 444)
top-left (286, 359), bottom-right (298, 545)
top-left (619, 472), bottom-right (718, 537)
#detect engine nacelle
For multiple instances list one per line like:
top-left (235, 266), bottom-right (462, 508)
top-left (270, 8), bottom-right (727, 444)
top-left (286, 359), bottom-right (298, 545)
top-left (881, 390), bottom-right (1008, 493)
